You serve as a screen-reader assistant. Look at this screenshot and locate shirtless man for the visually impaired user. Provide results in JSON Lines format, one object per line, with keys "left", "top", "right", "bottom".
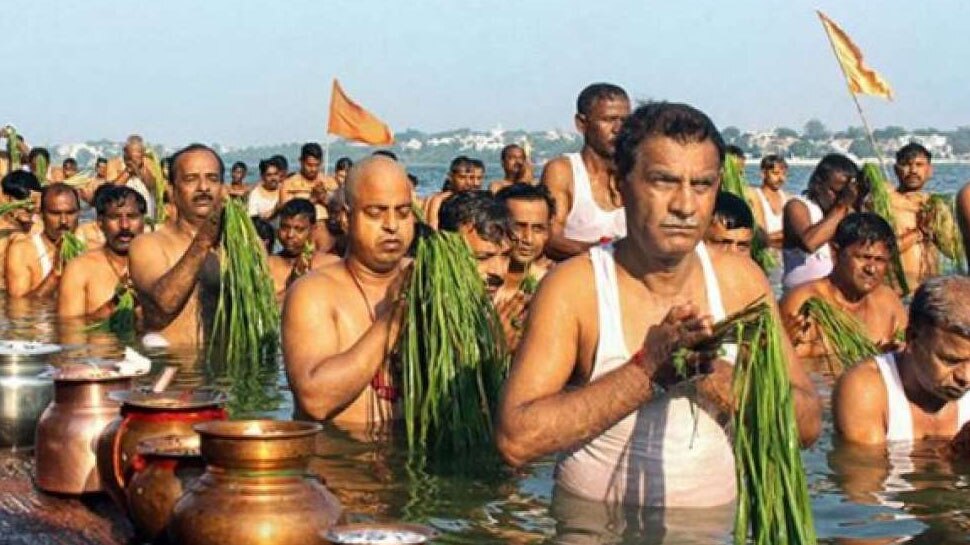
{"left": 227, "top": 161, "right": 250, "bottom": 199}
{"left": 0, "top": 126, "right": 29, "bottom": 177}
{"left": 279, "top": 143, "right": 326, "bottom": 205}
{"left": 541, "top": 83, "right": 629, "bottom": 260}
{"left": 780, "top": 213, "right": 907, "bottom": 371}
{"left": 247, "top": 157, "right": 283, "bottom": 220}
{"left": 495, "top": 183, "right": 554, "bottom": 291}
{"left": 750, "top": 154, "right": 789, "bottom": 249}
{"left": 80, "top": 157, "right": 109, "bottom": 204}
{"left": 128, "top": 144, "right": 224, "bottom": 347}
{"left": 782, "top": 153, "right": 863, "bottom": 290}
{"left": 497, "top": 102, "right": 820, "bottom": 510}
{"left": 282, "top": 156, "right": 413, "bottom": 425}
{"left": 888, "top": 143, "right": 942, "bottom": 289}
{"left": 267, "top": 198, "right": 335, "bottom": 298}
{"left": 5, "top": 183, "right": 81, "bottom": 298}
{"left": 488, "top": 144, "right": 532, "bottom": 194}
{"left": 705, "top": 192, "right": 754, "bottom": 256}
{"left": 115, "top": 135, "right": 159, "bottom": 220}
{"left": 58, "top": 186, "right": 146, "bottom": 318}
{"left": 423, "top": 156, "right": 475, "bottom": 229}
{"left": 0, "top": 171, "right": 40, "bottom": 290}
{"left": 834, "top": 276, "right": 970, "bottom": 455}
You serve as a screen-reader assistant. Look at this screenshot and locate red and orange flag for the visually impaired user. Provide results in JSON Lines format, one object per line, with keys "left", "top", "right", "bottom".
{"left": 817, "top": 11, "right": 893, "bottom": 100}
{"left": 327, "top": 79, "right": 394, "bottom": 145}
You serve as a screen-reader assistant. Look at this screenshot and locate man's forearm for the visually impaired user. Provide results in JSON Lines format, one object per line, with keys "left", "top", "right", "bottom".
{"left": 800, "top": 205, "right": 849, "bottom": 252}
{"left": 28, "top": 271, "right": 60, "bottom": 298}
{"left": 140, "top": 237, "right": 210, "bottom": 325}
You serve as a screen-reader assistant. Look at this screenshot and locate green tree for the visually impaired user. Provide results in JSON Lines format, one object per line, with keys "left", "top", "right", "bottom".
{"left": 722, "top": 126, "right": 741, "bottom": 143}
{"left": 803, "top": 119, "right": 830, "bottom": 141}
{"left": 775, "top": 127, "right": 799, "bottom": 139}
{"left": 789, "top": 140, "right": 813, "bottom": 158}
{"left": 848, "top": 139, "right": 874, "bottom": 158}
{"left": 873, "top": 126, "right": 907, "bottom": 140}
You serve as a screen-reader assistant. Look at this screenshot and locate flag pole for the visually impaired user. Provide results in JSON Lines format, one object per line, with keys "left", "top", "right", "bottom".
{"left": 323, "top": 135, "right": 331, "bottom": 176}
{"left": 817, "top": 12, "right": 890, "bottom": 176}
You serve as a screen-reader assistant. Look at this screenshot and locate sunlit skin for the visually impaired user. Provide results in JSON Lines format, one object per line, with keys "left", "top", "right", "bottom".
{"left": 279, "top": 156, "right": 324, "bottom": 205}
{"left": 301, "top": 156, "right": 321, "bottom": 181}
{"left": 470, "top": 165, "right": 485, "bottom": 189}
{"left": 58, "top": 197, "right": 146, "bottom": 318}
{"left": 283, "top": 157, "right": 415, "bottom": 426}
{"left": 542, "top": 96, "right": 630, "bottom": 259}
{"left": 62, "top": 162, "right": 78, "bottom": 180}
{"left": 459, "top": 224, "right": 509, "bottom": 297}
{"left": 705, "top": 222, "right": 752, "bottom": 255}
{"left": 781, "top": 240, "right": 907, "bottom": 370}
{"left": 95, "top": 161, "right": 108, "bottom": 180}
{"left": 890, "top": 153, "right": 937, "bottom": 289}
{"left": 4, "top": 190, "right": 80, "bottom": 297}
{"left": 267, "top": 213, "right": 333, "bottom": 297}
{"left": 753, "top": 164, "right": 788, "bottom": 248}
{"left": 129, "top": 148, "right": 224, "bottom": 346}
{"left": 423, "top": 166, "right": 478, "bottom": 229}
{"left": 506, "top": 199, "right": 552, "bottom": 270}
{"left": 783, "top": 170, "right": 858, "bottom": 257}
{"left": 503, "top": 147, "right": 526, "bottom": 183}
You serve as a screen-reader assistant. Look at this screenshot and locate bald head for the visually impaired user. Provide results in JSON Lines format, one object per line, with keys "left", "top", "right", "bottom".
{"left": 40, "top": 182, "right": 80, "bottom": 211}
{"left": 910, "top": 276, "right": 970, "bottom": 338}
{"left": 344, "top": 156, "right": 409, "bottom": 208}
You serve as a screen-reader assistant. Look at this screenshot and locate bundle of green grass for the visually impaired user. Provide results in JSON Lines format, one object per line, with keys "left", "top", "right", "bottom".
{"left": 396, "top": 230, "right": 509, "bottom": 459}
{"left": 87, "top": 285, "right": 137, "bottom": 339}
{"left": 207, "top": 198, "right": 281, "bottom": 414}
{"left": 924, "top": 193, "right": 965, "bottom": 274}
{"left": 57, "top": 232, "right": 86, "bottom": 274}
{"left": 862, "top": 163, "right": 910, "bottom": 294}
{"left": 144, "top": 147, "right": 168, "bottom": 226}
{"left": 800, "top": 297, "right": 878, "bottom": 373}
{"left": 720, "top": 155, "right": 777, "bottom": 271}
{"left": 5, "top": 127, "right": 20, "bottom": 169}
{"left": 0, "top": 199, "right": 32, "bottom": 218}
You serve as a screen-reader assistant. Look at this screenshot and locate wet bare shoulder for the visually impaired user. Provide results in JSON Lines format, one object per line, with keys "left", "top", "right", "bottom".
{"left": 539, "top": 156, "right": 572, "bottom": 189}
{"left": 709, "top": 250, "right": 772, "bottom": 309}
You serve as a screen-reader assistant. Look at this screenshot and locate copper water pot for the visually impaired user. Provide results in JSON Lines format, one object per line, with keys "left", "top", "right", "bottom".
{"left": 169, "top": 420, "right": 343, "bottom": 545}
{"left": 96, "top": 389, "right": 226, "bottom": 510}
{"left": 34, "top": 371, "right": 133, "bottom": 494}
{"left": 127, "top": 435, "right": 205, "bottom": 544}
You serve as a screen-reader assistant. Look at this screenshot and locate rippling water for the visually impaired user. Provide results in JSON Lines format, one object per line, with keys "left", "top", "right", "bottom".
{"left": 5, "top": 161, "right": 970, "bottom": 544}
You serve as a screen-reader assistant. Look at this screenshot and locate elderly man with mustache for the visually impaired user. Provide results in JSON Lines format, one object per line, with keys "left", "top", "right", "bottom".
{"left": 128, "top": 144, "right": 225, "bottom": 348}
{"left": 58, "top": 186, "right": 147, "bottom": 319}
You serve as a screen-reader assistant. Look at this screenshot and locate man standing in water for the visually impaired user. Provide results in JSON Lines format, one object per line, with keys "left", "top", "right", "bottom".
{"left": 282, "top": 156, "right": 414, "bottom": 425}
{"left": 227, "top": 161, "right": 250, "bottom": 199}
{"left": 115, "top": 135, "right": 159, "bottom": 220}
{"left": 889, "top": 143, "right": 943, "bottom": 289}
{"left": 541, "top": 83, "right": 629, "bottom": 260}
{"left": 423, "top": 156, "right": 476, "bottom": 229}
{"left": 834, "top": 276, "right": 970, "bottom": 453}
{"left": 279, "top": 143, "right": 326, "bottom": 205}
{"left": 128, "top": 144, "right": 224, "bottom": 347}
{"left": 495, "top": 183, "right": 554, "bottom": 291}
{"left": 782, "top": 153, "right": 862, "bottom": 290}
{"left": 489, "top": 144, "right": 532, "bottom": 194}
{"left": 247, "top": 157, "right": 283, "bottom": 220}
{"left": 58, "top": 186, "right": 146, "bottom": 318}
{"left": 5, "top": 183, "right": 81, "bottom": 298}
{"left": 267, "top": 198, "right": 334, "bottom": 298}
{"left": 750, "top": 154, "right": 789, "bottom": 249}
{"left": 780, "top": 213, "right": 907, "bottom": 371}
{"left": 497, "top": 102, "right": 820, "bottom": 510}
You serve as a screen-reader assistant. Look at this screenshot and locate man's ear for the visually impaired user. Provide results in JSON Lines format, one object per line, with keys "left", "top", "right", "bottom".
{"left": 574, "top": 113, "right": 588, "bottom": 135}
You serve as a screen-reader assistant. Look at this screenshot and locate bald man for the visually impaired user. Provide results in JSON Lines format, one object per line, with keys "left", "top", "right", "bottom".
{"left": 283, "top": 156, "right": 415, "bottom": 426}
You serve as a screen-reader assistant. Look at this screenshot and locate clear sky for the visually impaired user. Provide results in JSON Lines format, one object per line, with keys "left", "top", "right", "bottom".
{"left": 3, "top": 0, "right": 967, "bottom": 147}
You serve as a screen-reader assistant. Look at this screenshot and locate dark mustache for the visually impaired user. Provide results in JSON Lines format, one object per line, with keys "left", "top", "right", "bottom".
{"left": 486, "top": 274, "right": 504, "bottom": 288}
{"left": 192, "top": 193, "right": 214, "bottom": 202}
{"left": 660, "top": 218, "right": 700, "bottom": 228}
{"left": 115, "top": 231, "right": 136, "bottom": 239}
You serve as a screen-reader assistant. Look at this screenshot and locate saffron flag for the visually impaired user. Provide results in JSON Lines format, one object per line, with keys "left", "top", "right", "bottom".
{"left": 327, "top": 79, "right": 394, "bottom": 145}
{"left": 817, "top": 11, "right": 893, "bottom": 100}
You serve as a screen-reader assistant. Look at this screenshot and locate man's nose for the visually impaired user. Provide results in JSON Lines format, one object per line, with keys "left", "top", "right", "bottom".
{"left": 669, "top": 182, "right": 696, "bottom": 217}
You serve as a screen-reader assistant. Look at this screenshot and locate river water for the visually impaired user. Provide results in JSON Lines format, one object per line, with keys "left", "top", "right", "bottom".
{"left": 5, "top": 162, "right": 970, "bottom": 544}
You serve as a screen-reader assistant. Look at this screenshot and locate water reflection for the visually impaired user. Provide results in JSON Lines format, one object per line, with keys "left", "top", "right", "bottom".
{"left": 5, "top": 291, "right": 970, "bottom": 544}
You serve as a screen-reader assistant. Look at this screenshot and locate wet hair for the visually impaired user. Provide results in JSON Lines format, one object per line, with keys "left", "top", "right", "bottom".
{"left": 278, "top": 198, "right": 316, "bottom": 224}
{"left": 712, "top": 192, "right": 754, "bottom": 230}
{"left": 725, "top": 145, "right": 745, "bottom": 160}
{"left": 231, "top": 161, "right": 247, "bottom": 172}
{"left": 95, "top": 157, "right": 108, "bottom": 166}
{"left": 495, "top": 183, "right": 556, "bottom": 218}
{"left": 40, "top": 183, "right": 80, "bottom": 212}
{"left": 270, "top": 154, "right": 288, "bottom": 172}
{"left": 438, "top": 190, "right": 510, "bottom": 244}
{"left": 1, "top": 170, "right": 41, "bottom": 200}
{"left": 614, "top": 102, "right": 726, "bottom": 184}
{"left": 831, "top": 212, "right": 896, "bottom": 253}
{"left": 372, "top": 149, "right": 398, "bottom": 161}
{"left": 334, "top": 157, "right": 353, "bottom": 172}
{"left": 469, "top": 158, "right": 485, "bottom": 171}
{"left": 28, "top": 147, "right": 50, "bottom": 164}
{"left": 760, "top": 154, "right": 788, "bottom": 171}
{"left": 168, "top": 143, "right": 225, "bottom": 184}
{"left": 908, "top": 276, "right": 970, "bottom": 338}
{"left": 804, "top": 153, "right": 859, "bottom": 202}
{"left": 406, "top": 173, "right": 419, "bottom": 188}
{"left": 576, "top": 83, "right": 629, "bottom": 116}
{"left": 94, "top": 185, "right": 147, "bottom": 216}
{"left": 500, "top": 144, "right": 523, "bottom": 162}
{"left": 251, "top": 216, "right": 275, "bottom": 251}
{"left": 300, "top": 143, "right": 323, "bottom": 161}
{"left": 62, "top": 158, "right": 78, "bottom": 169}
{"left": 895, "top": 142, "right": 932, "bottom": 164}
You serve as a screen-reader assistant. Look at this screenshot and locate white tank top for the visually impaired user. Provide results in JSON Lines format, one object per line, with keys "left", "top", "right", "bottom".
{"left": 782, "top": 196, "right": 833, "bottom": 290}
{"left": 554, "top": 243, "right": 736, "bottom": 507}
{"left": 247, "top": 185, "right": 279, "bottom": 218}
{"left": 31, "top": 233, "right": 52, "bottom": 278}
{"left": 874, "top": 352, "right": 970, "bottom": 444}
{"left": 562, "top": 153, "right": 626, "bottom": 243}
{"left": 754, "top": 187, "right": 787, "bottom": 235}
{"left": 126, "top": 176, "right": 156, "bottom": 220}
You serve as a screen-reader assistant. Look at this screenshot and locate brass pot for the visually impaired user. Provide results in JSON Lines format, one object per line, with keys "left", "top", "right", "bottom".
{"left": 127, "top": 435, "right": 205, "bottom": 544}
{"left": 34, "top": 369, "right": 133, "bottom": 494}
{"left": 0, "top": 361, "right": 53, "bottom": 450}
{"left": 96, "top": 389, "right": 226, "bottom": 510}
{"left": 169, "top": 420, "right": 343, "bottom": 545}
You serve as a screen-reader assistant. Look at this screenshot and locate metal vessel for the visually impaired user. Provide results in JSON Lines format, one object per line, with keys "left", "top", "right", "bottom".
{"left": 127, "top": 434, "right": 205, "bottom": 544}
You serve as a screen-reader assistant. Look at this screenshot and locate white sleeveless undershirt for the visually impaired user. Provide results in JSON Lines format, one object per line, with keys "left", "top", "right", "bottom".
{"left": 874, "top": 352, "right": 970, "bottom": 443}
{"left": 31, "top": 233, "right": 52, "bottom": 278}
{"left": 554, "top": 243, "right": 736, "bottom": 507}
{"left": 562, "top": 153, "right": 626, "bottom": 244}
{"left": 782, "top": 196, "right": 833, "bottom": 290}
{"left": 754, "top": 187, "right": 788, "bottom": 235}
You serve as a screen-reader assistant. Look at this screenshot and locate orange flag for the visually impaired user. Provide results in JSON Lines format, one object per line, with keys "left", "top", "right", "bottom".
{"left": 817, "top": 11, "right": 893, "bottom": 100}
{"left": 327, "top": 79, "right": 394, "bottom": 145}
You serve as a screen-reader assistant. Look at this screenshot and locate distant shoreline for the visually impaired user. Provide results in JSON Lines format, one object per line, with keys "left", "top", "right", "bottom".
{"left": 782, "top": 157, "right": 970, "bottom": 166}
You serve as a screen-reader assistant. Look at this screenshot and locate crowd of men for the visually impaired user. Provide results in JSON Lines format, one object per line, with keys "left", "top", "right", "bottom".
{"left": 3, "top": 81, "right": 970, "bottom": 517}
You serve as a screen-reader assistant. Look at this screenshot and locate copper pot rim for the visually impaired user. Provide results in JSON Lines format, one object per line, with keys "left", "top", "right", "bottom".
{"left": 325, "top": 522, "right": 439, "bottom": 543}
{"left": 51, "top": 373, "right": 136, "bottom": 384}
{"left": 136, "top": 434, "right": 202, "bottom": 458}
{"left": 109, "top": 388, "right": 227, "bottom": 410}
{"left": 193, "top": 419, "right": 322, "bottom": 439}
